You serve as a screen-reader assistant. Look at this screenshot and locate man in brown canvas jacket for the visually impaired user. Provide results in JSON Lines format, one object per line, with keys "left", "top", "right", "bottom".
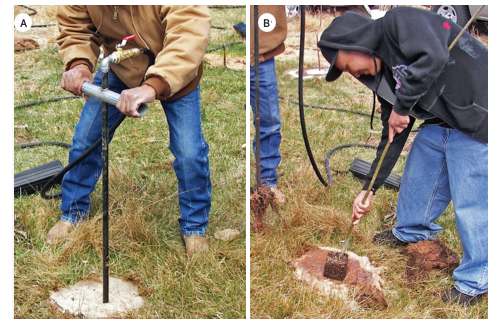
{"left": 48, "top": 5, "right": 212, "bottom": 258}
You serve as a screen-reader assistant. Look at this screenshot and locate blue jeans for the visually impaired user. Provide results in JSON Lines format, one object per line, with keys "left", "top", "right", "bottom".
{"left": 250, "top": 58, "right": 282, "bottom": 188}
{"left": 60, "top": 69, "right": 211, "bottom": 237}
{"left": 393, "top": 125, "right": 488, "bottom": 296}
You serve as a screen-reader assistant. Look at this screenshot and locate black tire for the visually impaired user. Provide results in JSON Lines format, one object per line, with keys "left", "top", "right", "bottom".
{"left": 431, "top": 5, "right": 471, "bottom": 27}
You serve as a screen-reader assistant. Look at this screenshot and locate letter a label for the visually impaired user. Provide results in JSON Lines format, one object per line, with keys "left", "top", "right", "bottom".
{"left": 15, "top": 13, "right": 32, "bottom": 32}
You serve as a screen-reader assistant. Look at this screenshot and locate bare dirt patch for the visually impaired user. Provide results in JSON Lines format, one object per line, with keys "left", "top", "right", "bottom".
{"left": 204, "top": 53, "right": 246, "bottom": 70}
{"left": 291, "top": 245, "right": 388, "bottom": 310}
{"left": 14, "top": 38, "right": 40, "bottom": 52}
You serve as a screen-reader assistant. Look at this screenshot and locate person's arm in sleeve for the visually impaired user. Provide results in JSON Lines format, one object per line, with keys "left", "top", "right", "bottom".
{"left": 56, "top": 5, "right": 102, "bottom": 74}
{"left": 351, "top": 96, "right": 414, "bottom": 223}
{"left": 382, "top": 10, "right": 449, "bottom": 139}
{"left": 56, "top": 6, "right": 103, "bottom": 97}
{"left": 142, "top": 5, "right": 211, "bottom": 100}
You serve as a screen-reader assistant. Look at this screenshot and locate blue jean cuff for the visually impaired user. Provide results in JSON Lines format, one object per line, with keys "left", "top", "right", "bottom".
{"left": 182, "top": 231, "right": 206, "bottom": 237}
{"left": 61, "top": 212, "right": 88, "bottom": 225}
{"left": 454, "top": 284, "right": 487, "bottom": 297}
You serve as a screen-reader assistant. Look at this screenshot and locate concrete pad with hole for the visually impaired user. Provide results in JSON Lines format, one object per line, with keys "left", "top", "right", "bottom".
{"left": 50, "top": 277, "right": 144, "bottom": 318}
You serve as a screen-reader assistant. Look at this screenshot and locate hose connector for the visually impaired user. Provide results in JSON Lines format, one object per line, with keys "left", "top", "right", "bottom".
{"left": 101, "top": 35, "right": 144, "bottom": 73}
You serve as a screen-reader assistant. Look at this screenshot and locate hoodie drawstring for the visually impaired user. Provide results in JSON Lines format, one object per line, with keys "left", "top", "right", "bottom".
{"left": 370, "top": 54, "right": 382, "bottom": 130}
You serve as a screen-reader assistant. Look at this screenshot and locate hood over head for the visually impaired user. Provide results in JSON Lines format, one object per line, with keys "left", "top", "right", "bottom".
{"left": 318, "top": 11, "right": 383, "bottom": 82}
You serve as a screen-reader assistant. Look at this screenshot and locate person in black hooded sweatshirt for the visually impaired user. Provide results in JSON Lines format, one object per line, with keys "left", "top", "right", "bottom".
{"left": 318, "top": 7, "right": 487, "bottom": 306}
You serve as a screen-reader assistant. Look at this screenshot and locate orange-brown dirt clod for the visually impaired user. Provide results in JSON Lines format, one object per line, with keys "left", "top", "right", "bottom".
{"left": 402, "top": 240, "right": 460, "bottom": 281}
{"left": 14, "top": 38, "right": 40, "bottom": 52}
{"left": 250, "top": 185, "right": 288, "bottom": 233}
{"left": 291, "top": 247, "right": 388, "bottom": 310}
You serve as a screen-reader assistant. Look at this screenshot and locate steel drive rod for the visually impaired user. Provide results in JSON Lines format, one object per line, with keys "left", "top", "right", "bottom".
{"left": 254, "top": 5, "right": 261, "bottom": 187}
{"left": 102, "top": 71, "right": 109, "bottom": 304}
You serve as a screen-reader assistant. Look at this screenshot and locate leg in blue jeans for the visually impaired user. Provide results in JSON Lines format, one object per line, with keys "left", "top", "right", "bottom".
{"left": 394, "top": 125, "right": 488, "bottom": 295}
{"left": 161, "top": 85, "right": 211, "bottom": 236}
{"left": 60, "top": 71, "right": 210, "bottom": 237}
{"left": 250, "top": 58, "right": 282, "bottom": 188}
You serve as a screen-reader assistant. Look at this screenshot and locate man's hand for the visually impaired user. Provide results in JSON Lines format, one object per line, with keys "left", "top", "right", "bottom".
{"left": 61, "top": 64, "right": 93, "bottom": 100}
{"left": 116, "top": 84, "right": 156, "bottom": 118}
{"left": 388, "top": 110, "right": 410, "bottom": 142}
{"left": 351, "top": 190, "right": 374, "bottom": 225}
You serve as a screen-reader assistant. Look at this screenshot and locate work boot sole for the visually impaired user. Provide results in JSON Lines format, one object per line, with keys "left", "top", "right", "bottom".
{"left": 373, "top": 229, "right": 408, "bottom": 247}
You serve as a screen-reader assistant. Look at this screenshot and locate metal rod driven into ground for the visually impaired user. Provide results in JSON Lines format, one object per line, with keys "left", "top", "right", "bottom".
{"left": 102, "top": 72, "right": 110, "bottom": 304}
{"left": 75, "top": 35, "right": 153, "bottom": 304}
{"left": 254, "top": 5, "right": 261, "bottom": 187}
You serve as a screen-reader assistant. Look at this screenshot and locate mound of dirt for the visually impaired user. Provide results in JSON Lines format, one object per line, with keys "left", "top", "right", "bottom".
{"left": 250, "top": 185, "right": 287, "bottom": 233}
{"left": 402, "top": 240, "right": 460, "bottom": 281}
{"left": 291, "top": 246, "right": 388, "bottom": 310}
{"left": 14, "top": 38, "right": 40, "bottom": 52}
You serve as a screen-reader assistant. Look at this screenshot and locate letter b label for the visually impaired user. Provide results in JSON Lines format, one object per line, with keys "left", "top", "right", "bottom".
{"left": 258, "top": 13, "right": 276, "bottom": 32}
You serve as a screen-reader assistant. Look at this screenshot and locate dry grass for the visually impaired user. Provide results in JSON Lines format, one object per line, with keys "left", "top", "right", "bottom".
{"left": 14, "top": 5, "right": 246, "bottom": 319}
{"left": 249, "top": 6, "right": 488, "bottom": 319}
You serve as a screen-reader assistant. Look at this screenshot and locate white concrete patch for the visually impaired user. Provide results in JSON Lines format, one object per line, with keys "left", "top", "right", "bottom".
{"left": 50, "top": 277, "right": 145, "bottom": 318}
{"left": 287, "top": 68, "right": 328, "bottom": 79}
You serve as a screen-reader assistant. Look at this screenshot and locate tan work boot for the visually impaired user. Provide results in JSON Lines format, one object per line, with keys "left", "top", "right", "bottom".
{"left": 183, "top": 235, "right": 208, "bottom": 258}
{"left": 46, "top": 220, "right": 74, "bottom": 244}
{"left": 270, "top": 187, "right": 286, "bottom": 204}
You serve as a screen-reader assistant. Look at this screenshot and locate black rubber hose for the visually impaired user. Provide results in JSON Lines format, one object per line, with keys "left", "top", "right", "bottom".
{"left": 206, "top": 41, "right": 243, "bottom": 53}
{"left": 18, "top": 5, "right": 36, "bottom": 15}
{"left": 39, "top": 48, "right": 155, "bottom": 199}
{"left": 279, "top": 95, "right": 380, "bottom": 119}
{"left": 325, "top": 143, "right": 377, "bottom": 186}
{"left": 14, "top": 96, "right": 81, "bottom": 110}
{"left": 15, "top": 141, "right": 71, "bottom": 150}
{"left": 208, "top": 6, "right": 245, "bottom": 9}
{"left": 298, "top": 6, "right": 329, "bottom": 187}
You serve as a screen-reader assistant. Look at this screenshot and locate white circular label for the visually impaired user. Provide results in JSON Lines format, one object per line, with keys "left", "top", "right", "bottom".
{"left": 15, "top": 13, "right": 32, "bottom": 32}
{"left": 258, "top": 13, "right": 276, "bottom": 32}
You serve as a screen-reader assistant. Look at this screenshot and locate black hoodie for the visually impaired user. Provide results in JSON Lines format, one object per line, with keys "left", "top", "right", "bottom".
{"left": 318, "top": 7, "right": 488, "bottom": 192}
